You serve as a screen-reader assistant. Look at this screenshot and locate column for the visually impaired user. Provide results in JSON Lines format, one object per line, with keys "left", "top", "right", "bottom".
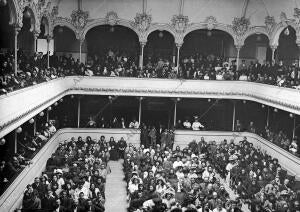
{"left": 77, "top": 96, "right": 81, "bottom": 128}
{"left": 14, "top": 26, "right": 21, "bottom": 74}
{"left": 33, "top": 31, "right": 39, "bottom": 54}
{"left": 14, "top": 131, "right": 18, "bottom": 154}
{"left": 297, "top": 44, "right": 300, "bottom": 67}
{"left": 232, "top": 101, "right": 236, "bottom": 131}
{"left": 266, "top": 106, "right": 270, "bottom": 127}
{"left": 46, "top": 110, "right": 49, "bottom": 122}
{"left": 79, "top": 38, "right": 84, "bottom": 64}
{"left": 176, "top": 43, "right": 182, "bottom": 68}
{"left": 173, "top": 98, "right": 180, "bottom": 127}
{"left": 235, "top": 45, "right": 242, "bottom": 71}
{"left": 139, "top": 42, "right": 146, "bottom": 69}
{"left": 270, "top": 45, "right": 277, "bottom": 64}
{"left": 33, "top": 117, "right": 36, "bottom": 135}
{"left": 292, "top": 115, "right": 296, "bottom": 139}
{"left": 138, "top": 97, "right": 143, "bottom": 125}
{"left": 46, "top": 35, "right": 51, "bottom": 68}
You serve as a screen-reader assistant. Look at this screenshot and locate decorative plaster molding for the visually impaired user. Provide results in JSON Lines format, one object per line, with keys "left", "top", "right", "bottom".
{"left": 70, "top": 9, "right": 89, "bottom": 30}
{"left": 0, "top": 89, "right": 70, "bottom": 132}
{"left": 265, "top": 15, "right": 276, "bottom": 34}
{"left": 71, "top": 87, "right": 300, "bottom": 111}
{"left": 232, "top": 17, "right": 251, "bottom": 37}
{"left": 205, "top": 16, "right": 217, "bottom": 30}
{"left": 105, "top": 11, "right": 119, "bottom": 26}
{"left": 171, "top": 14, "right": 189, "bottom": 33}
{"left": 133, "top": 12, "right": 152, "bottom": 32}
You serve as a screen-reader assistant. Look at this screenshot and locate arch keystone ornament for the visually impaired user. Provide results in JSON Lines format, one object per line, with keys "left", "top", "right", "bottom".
{"left": 232, "top": 17, "right": 250, "bottom": 36}
{"left": 205, "top": 16, "right": 217, "bottom": 30}
{"left": 171, "top": 14, "right": 189, "bottom": 33}
{"left": 71, "top": 9, "right": 89, "bottom": 29}
{"left": 265, "top": 15, "right": 276, "bottom": 33}
{"left": 280, "top": 12, "right": 288, "bottom": 27}
{"left": 294, "top": 8, "right": 300, "bottom": 25}
{"left": 105, "top": 11, "right": 119, "bottom": 26}
{"left": 133, "top": 12, "right": 152, "bottom": 32}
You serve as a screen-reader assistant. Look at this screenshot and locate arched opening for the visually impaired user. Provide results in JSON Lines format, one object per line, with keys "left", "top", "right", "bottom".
{"left": 278, "top": 26, "right": 298, "bottom": 65}
{"left": 241, "top": 33, "right": 271, "bottom": 64}
{"left": 18, "top": 6, "right": 35, "bottom": 54}
{"left": 144, "top": 30, "right": 175, "bottom": 64}
{"left": 53, "top": 26, "right": 81, "bottom": 62}
{"left": 181, "top": 29, "right": 234, "bottom": 60}
{"left": 0, "top": 3, "right": 14, "bottom": 49}
{"left": 85, "top": 25, "right": 140, "bottom": 64}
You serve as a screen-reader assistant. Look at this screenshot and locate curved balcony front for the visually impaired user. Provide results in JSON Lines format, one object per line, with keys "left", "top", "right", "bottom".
{"left": 1, "top": 77, "right": 300, "bottom": 138}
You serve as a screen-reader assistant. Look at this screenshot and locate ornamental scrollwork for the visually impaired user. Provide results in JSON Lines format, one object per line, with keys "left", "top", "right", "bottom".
{"left": 205, "top": 16, "right": 217, "bottom": 30}
{"left": 171, "top": 14, "right": 189, "bottom": 33}
{"left": 294, "top": 8, "right": 300, "bottom": 25}
{"left": 265, "top": 15, "right": 275, "bottom": 33}
{"left": 71, "top": 9, "right": 89, "bottom": 29}
{"left": 232, "top": 17, "right": 250, "bottom": 36}
{"left": 105, "top": 11, "right": 119, "bottom": 26}
{"left": 133, "top": 12, "right": 152, "bottom": 32}
{"left": 280, "top": 12, "right": 288, "bottom": 27}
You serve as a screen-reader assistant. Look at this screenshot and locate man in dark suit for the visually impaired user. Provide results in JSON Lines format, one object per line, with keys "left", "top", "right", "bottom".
{"left": 54, "top": 199, "right": 66, "bottom": 212}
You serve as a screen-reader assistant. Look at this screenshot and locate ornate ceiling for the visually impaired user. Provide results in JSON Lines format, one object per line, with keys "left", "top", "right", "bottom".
{"left": 8, "top": 0, "right": 300, "bottom": 47}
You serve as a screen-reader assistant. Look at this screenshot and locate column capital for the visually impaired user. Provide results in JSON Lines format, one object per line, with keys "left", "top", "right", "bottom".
{"left": 14, "top": 26, "right": 21, "bottom": 36}
{"left": 270, "top": 45, "right": 278, "bottom": 50}
{"left": 235, "top": 45, "right": 243, "bottom": 51}
{"left": 46, "top": 35, "right": 52, "bottom": 42}
{"left": 140, "top": 41, "right": 146, "bottom": 47}
{"left": 176, "top": 43, "right": 183, "bottom": 48}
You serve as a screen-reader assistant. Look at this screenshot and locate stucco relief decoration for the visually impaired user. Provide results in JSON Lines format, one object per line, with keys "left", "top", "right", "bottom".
{"left": 71, "top": 9, "right": 89, "bottom": 29}
{"left": 232, "top": 17, "right": 250, "bottom": 36}
{"left": 265, "top": 15, "right": 275, "bottom": 32}
{"left": 105, "top": 11, "right": 119, "bottom": 26}
{"left": 16, "top": 0, "right": 27, "bottom": 28}
{"left": 280, "top": 12, "right": 288, "bottom": 27}
{"left": 134, "top": 13, "right": 152, "bottom": 32}
{"left": 171, "top": 14, "right": 189, "bottom": 33}
{"left": 205, "top": 16, "right": 217, "bottom": 30}
{"left": 294, "top": 8, "right": 300, "bottom": 25}
{"left": 51, "top": 6, "right": 58, "bottom": 18}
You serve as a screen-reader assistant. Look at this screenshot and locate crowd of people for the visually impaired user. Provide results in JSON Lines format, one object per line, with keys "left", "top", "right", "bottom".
{"left": 124, "top": 135, "right": 300, "bottom": 212}
{"left": 1, "top": 49, "right": 300, "bottom": 95}
{"left": 86, "top": 116, "right": 140, "bottom": 129}
{"left": 124, "top": 139, "right": 234, "bottom": 212}
{"left": 0, "top": 121, "right": 57, "bottom": 195}
{"left": 21, "top": 134, "right": 128, "bottom": 211}
{"left": 232, "top": 119, "right": 299, "bottom": 157}
{"left": 211, "top": 137, "right": 300, "bottom": 212}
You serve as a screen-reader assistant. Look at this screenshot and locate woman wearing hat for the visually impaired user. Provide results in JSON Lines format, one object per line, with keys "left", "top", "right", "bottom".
{"left": 156, "top": 177, "right": 167, "bottom": 195}
{"left": 162, "top": 188, "right": 176, "bottom": 209}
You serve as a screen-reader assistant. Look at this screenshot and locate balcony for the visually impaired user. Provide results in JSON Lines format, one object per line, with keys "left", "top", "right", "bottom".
{"left": 1, "top": 77, "right": 300, "bottom": 138}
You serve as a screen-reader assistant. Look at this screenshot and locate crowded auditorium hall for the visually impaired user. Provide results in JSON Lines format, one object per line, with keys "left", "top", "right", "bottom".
{"left": 1, "top": 0, "right": 300, "bottom": 212}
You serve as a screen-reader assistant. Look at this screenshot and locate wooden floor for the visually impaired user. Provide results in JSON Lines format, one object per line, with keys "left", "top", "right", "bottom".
{"left": 105, "top": 160, "right": 128, "bottom": 212}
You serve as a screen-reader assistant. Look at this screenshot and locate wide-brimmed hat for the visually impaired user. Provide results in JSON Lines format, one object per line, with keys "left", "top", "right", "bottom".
{"left": 229, "top": 155, "right": 238, "bottom": 161}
